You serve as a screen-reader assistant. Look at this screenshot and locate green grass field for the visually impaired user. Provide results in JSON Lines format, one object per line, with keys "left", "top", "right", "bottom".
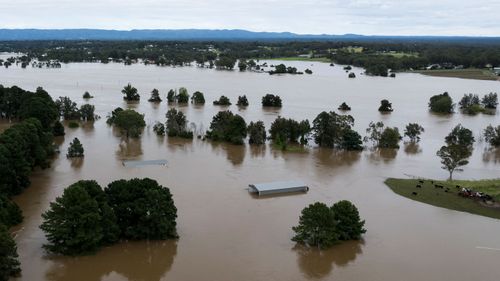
{"left": 385, "top": 178, "right": 500, "bottom": 220}
{"left": 415, "top": 69, "right": 499, "bottom": 81}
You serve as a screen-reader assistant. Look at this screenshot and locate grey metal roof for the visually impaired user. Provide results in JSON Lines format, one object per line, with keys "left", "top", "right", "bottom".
{"left": 123, "top": 159, "right": 168, "bottom": 167}
{"left": 249, "top": 180, "right": 308, "bottom": 194}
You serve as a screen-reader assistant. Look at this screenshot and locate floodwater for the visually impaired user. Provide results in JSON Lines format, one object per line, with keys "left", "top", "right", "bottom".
{"left": 1, "top": 60, "right": 500, "bottom": 281}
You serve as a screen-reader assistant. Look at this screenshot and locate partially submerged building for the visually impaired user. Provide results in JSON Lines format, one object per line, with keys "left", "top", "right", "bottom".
{"left": 248, "top": 180, "right": 309, "bottom": 196}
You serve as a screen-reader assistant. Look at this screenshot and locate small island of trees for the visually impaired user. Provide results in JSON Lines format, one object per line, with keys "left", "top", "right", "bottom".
{"left": 262, "top": 94, "right": 282, "bottom": 107}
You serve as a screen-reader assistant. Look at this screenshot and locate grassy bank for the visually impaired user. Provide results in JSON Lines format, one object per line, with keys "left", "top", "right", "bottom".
{"left": 415, "top": 69, "right": 499, "bottom": 81}
{"left": 385, "top": 178, "right": 500, "bottom": 220}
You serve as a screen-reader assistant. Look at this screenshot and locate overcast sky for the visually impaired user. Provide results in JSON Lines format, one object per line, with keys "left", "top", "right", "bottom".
{"left": 1, "top": 0, "right": 499, "bottom": 36}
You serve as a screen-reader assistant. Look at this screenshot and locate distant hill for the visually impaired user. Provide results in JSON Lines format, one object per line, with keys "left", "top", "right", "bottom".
{"left": 0, "top": 29, "right": 499, "bottom": 43}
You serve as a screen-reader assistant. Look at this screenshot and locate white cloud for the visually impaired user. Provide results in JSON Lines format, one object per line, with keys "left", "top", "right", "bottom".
{"left": 0, "top": 0, "right": 498, "bottom": 35}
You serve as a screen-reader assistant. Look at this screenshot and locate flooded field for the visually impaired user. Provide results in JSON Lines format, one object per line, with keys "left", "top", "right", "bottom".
{"left": 2, "top": 60, "right": 500, "bottom": 281}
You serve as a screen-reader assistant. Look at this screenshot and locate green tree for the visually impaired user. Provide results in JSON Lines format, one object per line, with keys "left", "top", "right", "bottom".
{"left": 40, "top": 182, "right": 113, "bottom": 255}
{"left": 176, "top": 87, "right": 189, "bottom": 103}
{"left": 67, "top": 137, "right": 84, "bottom": 158}
{"left": 484, "top": 124, "right": 500, "bottom": 146}
{"left": 482, "top": 92, "right": 498, "bottom": 109}
{"left": 0, "top": 195, "right": 23, "bottom": 227}
{"left": 153, "top": 122, "right": 165, "bottom": 136}
{"left": 292, "top": 202, "right": 339, "bottom": 249}
{"left": 338, "top": 102, "right": 351, "bottom": 111}
{"left": 238, "top": 60, "right": 247, "bottom": 71}
{"left": 0, "top": 225, "right": 21, "bottom": 280}
{"left": 166, "top": 108, "right": 192, "bottom": 138}
{"left": 312, "top": 111, "right": 354, "bottom": 148}
{"left": 166, "top": 89, "right": 175, "bottom": 103}
{"left": 106, "top": 107, "right": 123, "bottom": 125}
{"left": 269, "top": 116, "right": 310, "bottom": 147}
{"left": 247, "top": 121, "right": 266, "bottom": 145}
{"left": 113, "top": 109, "right": 146, "bottom": 138}
{"left": 82, "top": 91, "right": 93, "bottom": 99}
{"left": 331, "top": 200, "right": 366, "bottom": 240}
{"left": 379, "top": 127, "right": 401, "bottom": 148}
{"left": 191, "top": 91, "right": 205, "bottom": 104}
{"left": 428, "top": 92, "right": 454, "bottom": 113}
{"left": 237, "top": 95, "right": 249, "bottom": 107}
{"left": 148, "top": 89, "right": 162, "bottom": 102}
{"left": 206, "top": 111, "right": 247, "bottom": 145}
{"left": 105, "top": 178, "right": 178, "bottom": 240}
{"left": 121, "top": 83, "right": 140, "bottom": 101}
{"left": 18, "top": 95, "right": 59, "bottom": 128}
{"left": 437, "top": 144, "right": 472, "bottom": 180}
{"left": 213, "top": 95, "right": 231, "bottom": 106}
{"left": 52, "top": 120, "right": 65, "bottom": 136}
{"left": 445, "top": 124, "right": 475, "bottom": 148}
{"left": 404, "top": 123, "right": 425, "bottom": 142}
{"left": 55, "top": 96, "right": 81, "bottom": 120}
{"left": 79, "top": 104, "right": 95, "bottom": 121}
{"left": 262, "top": 94, "right": 282, "bottom": 107}
{"left": 341, "top": 129, "right": 363, "bottom": 151}
{"left": 378, "top": 99, "right": 393, "bottom": 112}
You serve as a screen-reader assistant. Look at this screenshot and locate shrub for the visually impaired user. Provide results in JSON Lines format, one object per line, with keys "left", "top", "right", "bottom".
{"left": 82, "top": 91, "right": 93, "bottom": 99}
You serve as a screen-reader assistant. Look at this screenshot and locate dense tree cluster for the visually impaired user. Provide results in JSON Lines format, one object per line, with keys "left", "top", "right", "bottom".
{"left": 247, "top": 121, "right": 266, "bottom": 145}
{"left": 269, "top": 116, "right": 310, "bottom": 148}
{"left": 109, "top": 109, "right": 146, "bottom": 138}
{"left": 191, "top": 91, "right": 205, "bottom": 104}
{"left": 364, "top": 121, "right": 401, "bottom": 148}
{"left": 40, "top": 178, "right": 177, "bottom": 255}
{"left": 429, "top": 92, "right": 454, "bottom": 113}
{"left": 237, "top": 95, "right": 249, "bottom": 107}
{"left": 206, "top": 111, "right": 247, "bottom": 145}
{"left": 459, "top": 93, "right": 498, "bottom": 114}
{"left": 312, "top": 111, "right": 362, "bottom": 150}
{"left": 213, "top": 95, "right": 231, "bottom": 106}
{"left": 292, "top": 200, "right": 366, "bottom": 249}
{"left": 262, "top": 94, "right": 282, "bottom": 107}
{"left": 269, "top": 64, "right": 302, "bottom": 75}
{"left": 165, "top": 108, "right": 193, "bottom": 138}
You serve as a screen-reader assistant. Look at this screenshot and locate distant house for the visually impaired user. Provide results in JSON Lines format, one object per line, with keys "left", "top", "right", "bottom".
{"left": 494, "top": 67, "right": 500, "bottom": 75}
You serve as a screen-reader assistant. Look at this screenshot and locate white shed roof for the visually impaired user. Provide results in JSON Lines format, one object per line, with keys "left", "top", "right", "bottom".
{"left": 249, "top": 180, "right": 309, "bottom": 195}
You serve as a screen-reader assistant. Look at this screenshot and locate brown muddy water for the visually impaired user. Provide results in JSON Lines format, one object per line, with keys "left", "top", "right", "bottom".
{"left": 1, "top": 60, "right": 500, "bottom": 281}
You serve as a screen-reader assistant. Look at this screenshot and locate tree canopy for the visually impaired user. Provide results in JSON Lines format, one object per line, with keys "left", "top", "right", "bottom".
{"left": 269, "top": 116, "right": 310, "bottom": 147}
{"left": 247, "top": 121, "right": 266, "bottom": 145}
{"left": 404, "top": 123, "right": 425, "bottom": 142}
{"left": 67, "top": 137, "right": 84, "bottom": 158}
{"left": 206, "top": 111, "right": 247, "bottom": 145}
{"left": 166, "top": 108, "right": 193, "bottom": 139}
{"left": 112, "top": 109, "right": 146, "bottom": 138}
{"left": 429, "top": 92, "right": 454, "bottom": 113}
{"left": 121, "top": 83, "right": 140, "bottom": 101}
{"left": 262, "top": 94, "right": 282, "bottom": 107}
{"left": 312, "top": 111, "right": 358, "bottom": 149}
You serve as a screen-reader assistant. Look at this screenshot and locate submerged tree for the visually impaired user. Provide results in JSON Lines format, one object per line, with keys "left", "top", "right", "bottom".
{"left": 262, "top": 94, "right": 282, "bottom": 107}
{"left": 148, "top": 89, "right": 162, "bottom": 102}
{"left": 482, "top": 92, "right": 498, "bottom": 109}
{"left": 80, "top": 104, "right": 95, "bottom": 121}
{"left": 237, "top": 95, "right": 249, "bottom": 107}
{"left": 55, "top": 96, "right": 81, "bottom": 120}
{"left": 105, "top": 178, "right": 178, "bottom": 240}
{"left": 191, "top": 91, "right": 205, "bottom": 104}
{"left": 67, "top": 137, "right": 84, "bottom": 158}
{"left": 166, "top": 89, "right": 176, "bottom": 103}
{"left": 166, "top": 108, "right": 192, "bottom": 138}
{"left": 213, "top": 95, "right": 231, "bottom": 106}
{"left": 428, "top": 92, "right": 454, "bottom": 113}
{"left": 40, "top": 181, "right": 119, "bottom": 255}
{"left": 206, "top": 110, "right": 247, "bottom": 145}
{"left": 121, "top": 83, "right": 140, "bottom": 101}
{"left": 247, "top": 121, "right": 266, "bottom": 145}
{"left": 484, "top": 124, "right": 500, "bottom": 147}
{"left": 269, "top": 116, "right": 310, "bottom": 148}
{"left": 365, "top": 121, "right": 400, "bottom": 148}
{"left": 331, "top": 200, "right": 366, "bottom": 241}
{"left": 153, "top": 122, "right": 165, "bottom": 136}
{"left": 378, "top": 99, "right": 393, "bottom": 112}
{"left": 83, "top": 91, "right": 93, "bottom": 99}
{"left": 106, "top": 107, "right": 124, "bottom": 125}
{"left": 312, "top": 111, "right": 355, "bottom": 149}
{"left": 113, "top": 109, "right": 146, "bottom": 138}
{"left": 338, "top": 102, "right": 351, "bottom": 111}
{"left": 404, "top": 123, "right": 425, "bottom": 142}
{"left": 176, "top": 87, "right": 189, "bottom": 103}
{"left": 52, "top": 120, "right": 65, "bottom": 136}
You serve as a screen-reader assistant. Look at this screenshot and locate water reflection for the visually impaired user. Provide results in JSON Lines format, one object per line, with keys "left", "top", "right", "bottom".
{"left": 367, "top": 148, "right": 398, "bottom": 163}
{"left": 80, "top": 121, "right": 95, "bottom": 137}
{"left": 116, "top": 139, "right": 143, "bottom": 159}
{"left": 249, "top": 144, "right": 266, "bottom": 158}
{"left": 45, "top": 240, "right": 177, "bottom": 281}
{"left": 294, "top": 240, "right": 364, "bottom": 279}
{"left": 210, "top": 142, "right": 246, "bottom": 166}
{"left": 404, "top": 143, "right": 422, "bottom": 155}
{"left": 69, "top": 157, "right": 84, "bottom": 169}
{"left": 313, "top": 148, "right": 361, "bottom": 168}
{"left": 166, "top": 137, "right": 193, "bottom": 153}
{"left": 482, "top": 148, "right": 500, "bottom": 164}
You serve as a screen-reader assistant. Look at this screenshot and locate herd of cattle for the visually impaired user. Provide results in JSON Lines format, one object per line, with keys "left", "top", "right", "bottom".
{"left": 411, "top": 179, "right": 495, "bottom": 202}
